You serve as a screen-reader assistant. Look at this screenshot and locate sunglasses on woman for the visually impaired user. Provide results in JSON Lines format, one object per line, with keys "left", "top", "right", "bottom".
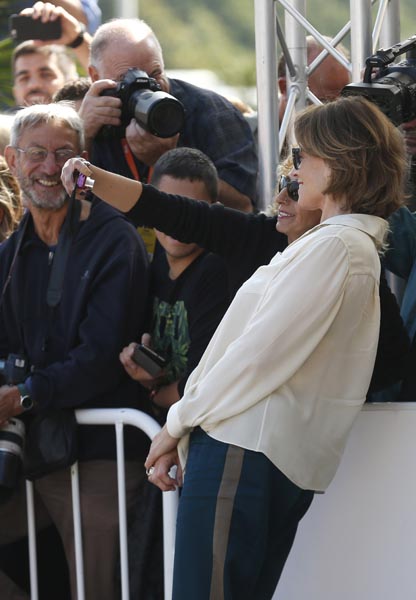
{"left": 278, "top": 175, "right": 299, "bottom": 201}
{"left": 292, "top": 147, "right": 302, "bottom": 170}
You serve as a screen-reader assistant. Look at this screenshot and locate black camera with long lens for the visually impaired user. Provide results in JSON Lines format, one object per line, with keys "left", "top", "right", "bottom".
{"left": 342, "top": 34, "right": 416, "bottom": 126}
{"left": 0, "top": 354, "right": 30, "bottom": 500}
{"left": 99, "top": 68, "right": 185, "bottom": 139}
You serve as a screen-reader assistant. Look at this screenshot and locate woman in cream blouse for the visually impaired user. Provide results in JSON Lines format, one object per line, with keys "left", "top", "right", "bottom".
{"left": 62, "top": 95, "right": 406, "bottom": 600}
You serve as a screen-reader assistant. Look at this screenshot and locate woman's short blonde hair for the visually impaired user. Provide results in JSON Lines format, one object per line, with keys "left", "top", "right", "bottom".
{"left": 294, "top": 95, "right": 407, "bottom": 218}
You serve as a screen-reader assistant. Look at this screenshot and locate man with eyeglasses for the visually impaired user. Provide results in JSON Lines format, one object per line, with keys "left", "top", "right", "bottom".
{"left": 0, "top": 103, "right": 150, "bottom": 600}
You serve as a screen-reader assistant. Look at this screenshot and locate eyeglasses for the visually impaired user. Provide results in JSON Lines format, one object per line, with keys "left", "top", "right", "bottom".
{"left": 278, "top": 175, "right": 299, "bottom": 201}
{"left": 15, "top": 146, "right": 77, "bottom": 165}
{"left": 292, "top": 147, "right": 302, "bottom": 170}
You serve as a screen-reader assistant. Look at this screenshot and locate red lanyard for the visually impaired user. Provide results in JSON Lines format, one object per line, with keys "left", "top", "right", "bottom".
{"left": 121, "top": 139, "right": 156, "bottom": 259}
{"left": 121, "top": 138, "right": 153, "bottom": 182}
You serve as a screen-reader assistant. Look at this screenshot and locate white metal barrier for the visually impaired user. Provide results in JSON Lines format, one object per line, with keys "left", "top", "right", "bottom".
{"left": 25, "top": 408, "right": 179, "bottom": 600}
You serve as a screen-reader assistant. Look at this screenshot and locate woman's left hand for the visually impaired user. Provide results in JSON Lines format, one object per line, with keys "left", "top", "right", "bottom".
{"left": 145, "top": 425, "right": 180, "bottom": 473}
{"left": 146, "top": 449, "right": 183, "bottom": 492}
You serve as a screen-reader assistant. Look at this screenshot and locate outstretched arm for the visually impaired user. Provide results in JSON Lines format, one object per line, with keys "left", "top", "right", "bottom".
{"left": 61, "top": 157, "right": 286, "bottom": 291}
{"left": 61, "top": 157, "right": 142, "bottom": 212}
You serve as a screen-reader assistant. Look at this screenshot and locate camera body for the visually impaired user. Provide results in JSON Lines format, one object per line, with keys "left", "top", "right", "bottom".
{"left": 100, "top": 68, "right": 185, "bottom": 139}
{"left": 342, "top": 35, "right": 416, "bottom": 126}
{"left": 0, "top": 354, "right": 30, "bottom": 498}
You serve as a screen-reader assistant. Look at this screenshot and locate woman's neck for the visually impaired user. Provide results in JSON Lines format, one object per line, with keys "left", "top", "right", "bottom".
{"left": 320, "top": 196, "right": 350, "bottom": 222}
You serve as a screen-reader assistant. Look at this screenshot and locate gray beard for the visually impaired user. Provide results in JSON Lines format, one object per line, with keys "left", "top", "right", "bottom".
{"left": 28, "top": 190, "right": 68, "bottom": 210}
{"left": 19, "top": 178, "right": 68, "bottom": 211}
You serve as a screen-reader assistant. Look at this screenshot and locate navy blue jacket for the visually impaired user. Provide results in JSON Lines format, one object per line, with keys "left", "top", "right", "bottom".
{"left": 0, "top": 199, "right": 150, "bottom": 460}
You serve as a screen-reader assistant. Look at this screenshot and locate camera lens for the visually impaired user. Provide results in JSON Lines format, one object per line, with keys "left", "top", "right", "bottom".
{"left": 0, "top": 418, "right": 25, "bottom": 493}
{"left": 148, "top": 98, "right": 186, "bottom": 138}
{"left": 133, "top": 90, "right": 185, "bottom": 138}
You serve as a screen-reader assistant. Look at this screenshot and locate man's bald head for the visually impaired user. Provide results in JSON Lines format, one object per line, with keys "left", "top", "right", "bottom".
{"left": 90, "top": 19, "right": 162, "bottom": 74}
{"left": 278, "top": 36, "right": 351, "bottom": 121}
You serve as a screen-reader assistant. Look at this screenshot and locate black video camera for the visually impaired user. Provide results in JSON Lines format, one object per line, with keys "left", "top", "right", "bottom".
{"left": 99, "top": 68, "right": 185, "bottom": 139}
{"left": 342, "top": 34, "right": 416, "bottom": 126}
{"left": 0, "top": 354, "right": 30, "bottom": 499}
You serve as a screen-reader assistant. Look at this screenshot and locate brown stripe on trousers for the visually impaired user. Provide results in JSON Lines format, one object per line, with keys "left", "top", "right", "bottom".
{"left": 209, "top": 444, "right": 245, "bottom": 600}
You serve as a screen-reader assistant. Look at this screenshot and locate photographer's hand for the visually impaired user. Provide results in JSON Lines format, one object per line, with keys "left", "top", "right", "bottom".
{"left": 125, "top": 119, "right": 179, "bottom": 166}
{"left": 78, "top": 80, "right": 122, "bottom": 149}
{"left": 0, "top": 386, "right": 23, "bottom": 427}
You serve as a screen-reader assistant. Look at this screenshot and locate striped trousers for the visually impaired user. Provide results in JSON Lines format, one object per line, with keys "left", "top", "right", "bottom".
{"left": 173, "top": 428, "right": 314, "bottom": 600}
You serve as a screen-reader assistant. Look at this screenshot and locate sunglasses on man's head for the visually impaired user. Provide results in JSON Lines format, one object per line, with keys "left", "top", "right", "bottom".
{"left": 278, "top": 175, "right": 299, "bottom": 201}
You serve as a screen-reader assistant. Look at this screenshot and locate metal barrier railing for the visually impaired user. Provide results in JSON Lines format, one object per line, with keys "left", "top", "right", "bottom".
{"left": 25, "top": 408, "right": 179, "bottom": 600}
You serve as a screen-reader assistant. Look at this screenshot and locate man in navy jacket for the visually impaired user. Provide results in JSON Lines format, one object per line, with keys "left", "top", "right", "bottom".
{"left": 0, "top": 103, "right": 149, "bottom": 600}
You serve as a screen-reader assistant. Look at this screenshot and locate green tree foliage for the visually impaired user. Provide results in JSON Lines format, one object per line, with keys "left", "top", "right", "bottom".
{"left": 0, "top": 38, "right": 14, "bottom": 109}
{"left": 140, "top": 0, "right": 256, "bottom": 86}
{"left": 141, "top": 0, "right": 415, "bottom": 86}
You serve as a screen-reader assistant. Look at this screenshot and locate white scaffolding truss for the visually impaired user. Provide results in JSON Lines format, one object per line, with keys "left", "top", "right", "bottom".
{"left": 254, "top": 0, "right": 401, "bottom": 209}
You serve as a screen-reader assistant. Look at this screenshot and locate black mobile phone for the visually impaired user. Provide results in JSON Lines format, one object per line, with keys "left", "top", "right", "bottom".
{"left": 9, "top": 15, "right": 62, "bottom": 41}
{"left": 131, "top": 344, "right": 166, "bottom": 378}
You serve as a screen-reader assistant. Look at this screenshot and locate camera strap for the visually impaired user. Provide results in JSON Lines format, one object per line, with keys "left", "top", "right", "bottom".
{"left": 0, "top": 192, "right": 81, "bottom": 362}
{"left": 39, "top": 192, "right": 81, "bottom": 363}
{"left": 46, "top": 192, "right": 81, "bottom": 308}
{"left": 121, "top": 139, "right": 157, "bottom": 260}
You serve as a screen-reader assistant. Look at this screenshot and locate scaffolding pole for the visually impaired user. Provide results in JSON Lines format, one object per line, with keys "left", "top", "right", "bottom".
{"left": 255, "top": 0, "right": 401, "bottom": 201}
{"left": 254, "top": 0, "right": 280, "bottom": 209}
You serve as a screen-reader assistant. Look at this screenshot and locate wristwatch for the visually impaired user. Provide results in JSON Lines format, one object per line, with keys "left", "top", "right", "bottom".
{"left": 66, "top": 23, "right": 86, "bottom": 49}
{"left": 17, "top": 383, "right": 34, "bottom": 411}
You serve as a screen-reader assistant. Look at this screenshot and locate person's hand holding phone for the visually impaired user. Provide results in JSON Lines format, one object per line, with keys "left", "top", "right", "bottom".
{"left": 119, "top": 341, "right": 164, "bottom": 389}
{"left": 16, "top": 1, "right": 83, "bottom": 48}
{"left": 10, "top": 13, "right": 62, "bottom": 42}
